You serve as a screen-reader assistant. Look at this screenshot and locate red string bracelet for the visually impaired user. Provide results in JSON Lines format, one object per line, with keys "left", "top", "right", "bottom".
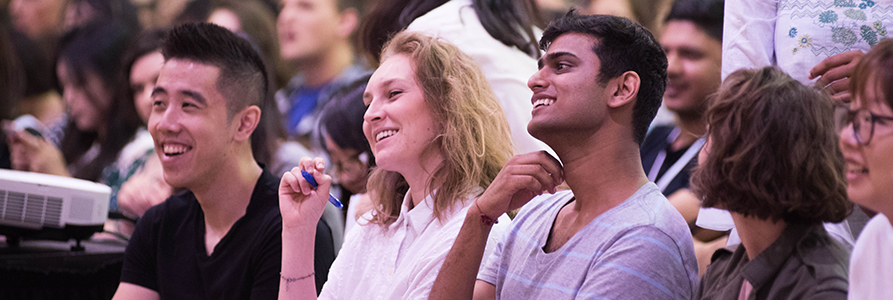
{"left": 474, "top": 201, "right": 498, "bottom": 226}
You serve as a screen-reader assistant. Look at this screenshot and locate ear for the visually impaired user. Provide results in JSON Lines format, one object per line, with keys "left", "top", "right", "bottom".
{"left": 233, "top": 105, "right": 261, "bottom": 142}
{"left": 336, "top": 8, "right": 359, "bottom": 38}
{"left": 606, "top": 71, "right": 640, "bottom": 109}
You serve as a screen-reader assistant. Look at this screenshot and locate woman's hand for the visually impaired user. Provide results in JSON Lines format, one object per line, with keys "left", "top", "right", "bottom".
{"left": 279, "top": 157, "right": 331, "bottom": 230}
{"left": 118, "top": 155, "right": 172, "bottom": 219}
{"left": 8, "top": 130, "right": 69, "bottom": 177}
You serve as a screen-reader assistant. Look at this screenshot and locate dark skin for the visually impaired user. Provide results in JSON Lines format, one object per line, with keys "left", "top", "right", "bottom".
{"left": 429, "top": 32, "right": 652, "bottom": 300}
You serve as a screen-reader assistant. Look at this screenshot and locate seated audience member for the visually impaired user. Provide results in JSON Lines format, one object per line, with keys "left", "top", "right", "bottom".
{"left": 429, "top": 13, "right": 698, "bottom": 300}
{"left": 642, "top": 0, "right": 722, "bottom": 223}
{"left": 693, "top": 67, "right": 852, "bottom": 299}
{"left": 316, "top": 74, "right": 376, "bottom": 235}
{"left": 8, "top": 20, "right": 151, "bottom": 213}
{"left": 842, "top": 39, "right": 893, "bottom": 300}
{"left": 277, "top": 30, "right": 514, "bottom": 299}
{"left": 276, "top": 0, "right": 366, "bottom": 148}
{"left": 361, "top": 0, "right": 551, "bottom": 155}
{"left": 112, "top": 23, "right": 335, "bottom": 299}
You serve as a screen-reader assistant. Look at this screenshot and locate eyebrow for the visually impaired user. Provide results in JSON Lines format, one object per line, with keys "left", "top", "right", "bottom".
{"left": 362, "top": 78, "right": 401, "bottom": 102}
{"left": 150, "top": 87, "right": 208, "bottom": 106}
{"left": 181, "top": 90, "right": 207, "bottom": 106}
{"left": 151, "top": 87, "right": 167, "bottom": 98}
{"left": 538, "top": 51, "right": 577, "bottom": 69}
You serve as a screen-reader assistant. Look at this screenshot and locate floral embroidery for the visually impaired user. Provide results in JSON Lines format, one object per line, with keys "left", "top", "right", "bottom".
{"left": 820, "top": 11, "right": 839, "bottom": 23}
{"left": 858, "top": 0, "right": 875, "bottom": 9}
{"left": 832, "top": 27, "right": 858, "bottom": 45}
{"left": 798, "top": 34, "right": 814, "bottom": 48}
{"left": 862, "top": 25, "right": 879, "bottom": 45}
{"left": 875, "top": 21, "right": 884, "bottom": 30}
{"left": 845, "top": 9, "right": 867, "bottom": 20}
{"left": 789, "top": 27, "right": 799, "bottom": 37}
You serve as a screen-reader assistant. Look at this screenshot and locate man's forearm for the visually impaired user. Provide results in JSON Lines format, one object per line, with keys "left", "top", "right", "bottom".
{"left": 429, "top": 205, "right": 494, "bottom": 300}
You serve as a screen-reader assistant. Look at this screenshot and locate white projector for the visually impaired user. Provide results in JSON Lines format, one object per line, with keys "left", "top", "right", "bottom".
{"left": 0, "top": 169, "right": 110, "bottom": 244}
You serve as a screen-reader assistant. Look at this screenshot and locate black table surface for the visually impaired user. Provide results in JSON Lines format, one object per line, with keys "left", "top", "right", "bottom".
{"left": 0, "top": 238, "right": 127, "bottom": 300}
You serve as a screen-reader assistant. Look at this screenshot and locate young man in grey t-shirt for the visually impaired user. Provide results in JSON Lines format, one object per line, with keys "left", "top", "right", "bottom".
{"left": 428, "top": 13, "right": 699, "bottom": 300}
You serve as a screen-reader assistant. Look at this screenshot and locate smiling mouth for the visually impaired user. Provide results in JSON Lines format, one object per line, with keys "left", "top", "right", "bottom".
{"left": 376, "top": 130, "right": 397, "bottom": 142}
{"left": 162, "top": 144, "right": 192, "bottom": 156}
{"left": 533, "top": 98, "right": 555, "bottom": 108}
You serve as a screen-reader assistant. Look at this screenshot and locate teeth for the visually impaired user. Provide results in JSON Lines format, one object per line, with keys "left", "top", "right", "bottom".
{"left": 533, "top": 98, "right": 555, "bottom": 108}
{"left": 376, "top": 130, "right": 397, "bottom": 142}
{"left": 163, "top": 144, "right": 190, "bottom": 156}
{"left": 846, "top": 165, "right": 868, "bottom": 174}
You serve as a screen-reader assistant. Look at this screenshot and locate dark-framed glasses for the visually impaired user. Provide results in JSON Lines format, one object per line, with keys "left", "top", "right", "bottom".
{"left": 840, "top": 108, "right": 893, "bottom": 145}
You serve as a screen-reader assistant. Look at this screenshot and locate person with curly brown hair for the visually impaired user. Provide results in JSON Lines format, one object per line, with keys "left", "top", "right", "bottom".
{"left": 693, "top": 67, "right": 852, "bottom": 299}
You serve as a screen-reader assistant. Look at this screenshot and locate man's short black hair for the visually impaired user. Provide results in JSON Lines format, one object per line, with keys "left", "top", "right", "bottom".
{"left": 665, "top": 0, "right": 724, "bottom": 41}
{"left": 540, "top": 11, "right": 668, "bottom": 145}
{"left": 161, "top": 22, "right": 268, "bottom": 118}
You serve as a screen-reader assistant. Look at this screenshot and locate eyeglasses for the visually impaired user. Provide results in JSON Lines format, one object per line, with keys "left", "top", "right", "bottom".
{"left": 840, "top": 108, "right": 893, "bottom": 145}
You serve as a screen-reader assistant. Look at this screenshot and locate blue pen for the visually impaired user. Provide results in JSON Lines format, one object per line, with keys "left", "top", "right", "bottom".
{"left": 300, "top": 170, "right": 343, "bottom": 209}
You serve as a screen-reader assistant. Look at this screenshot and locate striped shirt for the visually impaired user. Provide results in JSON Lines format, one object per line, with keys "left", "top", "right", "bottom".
{"left": 478, "top": 183, "right": 699, "bottom": 299}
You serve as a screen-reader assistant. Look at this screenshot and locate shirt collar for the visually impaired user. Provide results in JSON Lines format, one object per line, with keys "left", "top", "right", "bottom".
{"left": 395, "top": 189, "right": 436, "bottom": 235}
{"left": 394, "top": 187, "right": 482, "bottom": 235}
{"left": 740, "top": 222, "right": 815, "bottom": 289}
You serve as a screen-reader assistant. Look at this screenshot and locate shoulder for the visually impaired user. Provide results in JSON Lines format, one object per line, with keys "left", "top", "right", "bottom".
{"left": 250, "top": 171, "right": 285, "bottom": 225}
{"left": 614, "top": 184, "right": 689, "bottom": 235}
{"left": 642, "top": 125, "right": 675, "bottom": 149}
{"left": 794, "top": 226, "right": 850, "bottom": 293}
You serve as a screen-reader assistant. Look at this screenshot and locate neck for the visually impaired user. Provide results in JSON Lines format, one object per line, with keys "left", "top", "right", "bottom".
{"left": 665, "top": 114, "right": 704, "bottom": 151}
{"left": 550, "top": 129, "right": 650, "bottom": 220}
{"left": 403, "top": 154, "right": 444, "bottom": 209}
{"left": 292, "top": 43, "right": 354, "bottom": 87}
{"left": 731, "top": 213, "right": 788, "bottom": 260}
{"left": 192, "top": 148, "right": 263, "bottom": 231}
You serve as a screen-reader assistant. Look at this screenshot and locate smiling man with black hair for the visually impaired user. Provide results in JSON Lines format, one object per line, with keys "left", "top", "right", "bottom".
{"left": 112, "top": 23, "right": 334, "bottom": 300}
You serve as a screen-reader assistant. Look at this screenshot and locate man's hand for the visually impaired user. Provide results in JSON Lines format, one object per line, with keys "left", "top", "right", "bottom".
{"left": 810, "top": 50, "right": 865, "bottom": 104}
{"left": 475, "top": 151, "right": 563, "bottom": 219}
{"left": 279, "top": 157, "right": 331, "bottom": 230}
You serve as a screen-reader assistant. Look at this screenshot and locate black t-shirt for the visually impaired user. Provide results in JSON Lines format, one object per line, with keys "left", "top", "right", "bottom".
{"left": 120, "top": 170, "right": 335, "bottom": 299}
{"left": 640, "top": 125, "right": 699, "bottom": 196}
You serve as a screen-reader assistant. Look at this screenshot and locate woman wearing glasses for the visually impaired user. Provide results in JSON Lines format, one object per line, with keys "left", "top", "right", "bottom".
{"left": 693, "top": 67, "right": 852, "bottom": 299}
{"left": 841, "top": 39, "right": 893, "bottom": 300}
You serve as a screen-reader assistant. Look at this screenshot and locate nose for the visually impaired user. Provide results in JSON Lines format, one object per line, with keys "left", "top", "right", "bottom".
{"left": 528, "top": 69, "right": 547, "bottom": 92}
{"left": 150, "top": 105, "right": 182, "bottom": 136}
{"left": 363, "top": 98, "right": 383, "bottom": 123}
{"left": 666, "top": 52, "right": 682, "bottom": 78}
{"left": 839, "top": 121, "right": 859, "bottom": 149}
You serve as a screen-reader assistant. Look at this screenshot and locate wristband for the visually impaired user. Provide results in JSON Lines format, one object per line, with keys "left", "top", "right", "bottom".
{"left": 474, "top": 201, "right": 498, "bottom": 226}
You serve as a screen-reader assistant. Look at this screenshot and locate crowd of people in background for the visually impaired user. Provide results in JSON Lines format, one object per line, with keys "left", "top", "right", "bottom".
{"left": 1, "top": 0, "right": 892, "bottom": 299}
